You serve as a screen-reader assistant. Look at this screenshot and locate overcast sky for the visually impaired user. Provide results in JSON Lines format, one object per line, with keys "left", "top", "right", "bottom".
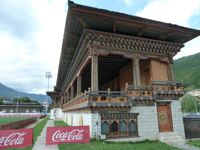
{"left": 0, "top": 0, "right": 200, "bottom": 94}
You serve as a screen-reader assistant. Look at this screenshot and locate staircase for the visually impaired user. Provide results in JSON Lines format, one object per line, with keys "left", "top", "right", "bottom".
{"left": 159, "top": 132, "right": 185, "bottom": 145}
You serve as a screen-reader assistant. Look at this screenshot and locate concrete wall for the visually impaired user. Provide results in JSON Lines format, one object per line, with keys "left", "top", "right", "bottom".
{"left": 62, "top": 112, "right": 101, "bottom": 138}
{"left": 130, "top": 105, "right": 159, "bottom": 140}
{"left": 130, "top": 101, "right": 185, "bottom": 140}
{"left": 61, "top": 100, "right": 185, "bottom": 140}
{"left": 55, "top": 108, "right": 62, "bottom": 119}
{"left": 170, "top": 100, "right": 186, "bottom": 139}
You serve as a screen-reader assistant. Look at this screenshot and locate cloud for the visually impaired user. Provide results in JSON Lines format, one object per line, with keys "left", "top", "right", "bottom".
{"left": 0, "top": 0, "right": 38, "bottom": 39}
{"left": 0, "top": 0, "right": 68, "bottom": 94}
{"left": 174, "top": 36, "right": 200, "bottom": 59}
{"left": 136, "top": 0, "right": 200, "bottom": 59}
{"left": 123, "top": 0, "right": 134, "bottom": 5}
{"left": 136, "top": 0, "right": 200, "bottom": 26}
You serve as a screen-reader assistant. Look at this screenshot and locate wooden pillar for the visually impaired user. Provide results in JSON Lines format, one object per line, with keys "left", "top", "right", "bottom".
{"left": 169, "top": 57, "right": 175, "bottom": 82}
{"left": 91, "top": 53, "right": 99, "bottom": 91}
{"left": 132, "top": 56, "right": 141, "bottom": 87}
{"left": 70, "top": 85, "right": 74, "bottom": 99}
{"left": 66, "top": 91, "right": 70, "bottom": 102}
{"left": 77, "top": 75, "right": 82, "bottom": 94}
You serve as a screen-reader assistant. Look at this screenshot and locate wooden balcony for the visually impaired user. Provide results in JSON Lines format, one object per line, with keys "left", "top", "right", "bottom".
{"left": 61, "top": 90, "right": 130, "bottom": 111}
{"left": 152, "top": 81, "right": 184, "bottom": 99}
{"left": 128, "top": 81, "right": 184, "bottom": 101}
{"left": 62, "top": 81, "right": 185, "bottom": 111}
{"left": 89, "top": 91, "right": 130, "bottom": 107}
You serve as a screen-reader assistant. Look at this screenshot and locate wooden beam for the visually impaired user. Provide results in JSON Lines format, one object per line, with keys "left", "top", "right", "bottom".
{"left": 77, "top": 16, "right": 88, "bottom": 28}
{"left": 137, "top": 26, "right": 145, "bottom": 36}
{"left": 159, "top": 31, "right": 174, "bottom": 40}
{"left": 69, "top": 32, "right": 80, "bottom": 41}
{"left": 113, "top": 20, "right": 116, "bottom": 33}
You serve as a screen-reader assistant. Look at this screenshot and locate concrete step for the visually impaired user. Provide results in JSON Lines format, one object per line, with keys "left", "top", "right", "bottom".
{"left": 159, "top": 132, "right": 185, "bottom": 144}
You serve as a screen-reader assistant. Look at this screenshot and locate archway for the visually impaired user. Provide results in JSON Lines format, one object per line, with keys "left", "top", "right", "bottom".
{"left": 129, "top": 120, "right": 137, "bottom": 136}
{"left": 101, "top": 121, "right": 109, "bottom": 136}
{"left": 119, "top": 120, "right": 127, "bottom": 136}
{"left": 111, "top": 121, "right": 118, "bottom": 137}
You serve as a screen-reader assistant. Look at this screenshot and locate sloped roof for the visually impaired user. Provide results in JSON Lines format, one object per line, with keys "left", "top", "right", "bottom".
{"left": 55, "top": 0, "right": 200, "bottom": 91}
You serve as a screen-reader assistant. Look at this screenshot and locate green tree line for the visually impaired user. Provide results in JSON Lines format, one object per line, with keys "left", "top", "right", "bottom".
{"left": 181, "top": 94, "right": 200, "bottom": 113}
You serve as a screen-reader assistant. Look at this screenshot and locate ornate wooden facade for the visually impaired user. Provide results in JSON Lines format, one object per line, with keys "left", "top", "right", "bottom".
{"left": 48, "top": 1, "right": 200, "bottom": 139}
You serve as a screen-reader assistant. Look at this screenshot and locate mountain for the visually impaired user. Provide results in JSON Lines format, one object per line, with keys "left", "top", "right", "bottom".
{"left": 174, "top": 53, "right": 200, "bottom": 89}
{"left": 0, "top": 83, "right": 50, "bottom": 103}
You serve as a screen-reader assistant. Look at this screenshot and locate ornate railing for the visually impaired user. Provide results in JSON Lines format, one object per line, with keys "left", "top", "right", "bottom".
{"left": 89, "top": 90, "right": 128, "bottom": 103}
{"left": 62, "top": 81, "right": 185, "bottom": 110}
{"left": 61, "top": 91, "right": 90, "bottom": 111}
{"left": 128, "top": 81, "right": 184, "bottom": 100}
{"left": 128, "top": 86, "right": 153, "bottom": 97}
{"left": 62, "top": 90, "right": 129, "bottom": 111}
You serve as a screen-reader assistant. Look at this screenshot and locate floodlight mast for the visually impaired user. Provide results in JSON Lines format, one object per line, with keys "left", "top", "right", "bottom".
{"left": 45, "top": 72, "right": 52, "bottom": 114}
{"left": 45, "top": 72, "right": 52, "bottom": 91}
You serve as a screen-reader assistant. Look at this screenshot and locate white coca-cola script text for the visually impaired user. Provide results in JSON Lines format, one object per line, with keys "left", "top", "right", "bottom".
{"left": 52, "top": 129, "right": 85, "bottom": 142}
{"left": 0, "top": 132, "right": 26, "bottom": 147}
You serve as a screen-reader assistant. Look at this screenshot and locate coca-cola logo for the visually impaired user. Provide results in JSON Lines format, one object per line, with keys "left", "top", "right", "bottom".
{"left": 52, "top": 129, "right": 84, "bottom": 142}
{"left": 0, "top": 132, "right": 26, "bottom": 147}
{"left": 46, "top": 126, "right": 90, "bottom": 144}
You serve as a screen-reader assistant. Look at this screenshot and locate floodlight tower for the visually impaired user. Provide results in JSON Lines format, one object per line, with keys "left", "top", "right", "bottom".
{"left": 45, "top": 72, "right": 52, "bottom": 114}
{"left": 45, "top": 72, "right": 52, "bottom": 91}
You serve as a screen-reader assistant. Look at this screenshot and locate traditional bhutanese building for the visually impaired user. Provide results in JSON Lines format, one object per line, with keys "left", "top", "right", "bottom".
{"left": 47, "top": 1, "right": 200, "bottom": 142}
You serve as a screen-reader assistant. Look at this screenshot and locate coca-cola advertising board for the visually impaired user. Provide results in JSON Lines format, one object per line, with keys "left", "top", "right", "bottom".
{"left": 46, "top": 126, "right": 90, "bottom": 144}
{"left": 0, "top": 128, "right": 33, "bottom": 149}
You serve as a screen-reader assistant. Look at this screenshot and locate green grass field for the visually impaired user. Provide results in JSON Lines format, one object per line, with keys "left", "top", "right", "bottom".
{"left": 58, "top": 140, "right": 179, "bottom": 150}
{"left": 9, "top": 117, "right": 48, "bottom": 150}
{"left": 188, "top": 140, "right": 200, "bottom": 148}
{"left": 0, "top": 116, "right": 30, "bottom": 125}
{"left": 54, "top": 120, "right": 179, "bottom": 150}
{"left": 54, "top": 120, "right": 68, "bottom": 126}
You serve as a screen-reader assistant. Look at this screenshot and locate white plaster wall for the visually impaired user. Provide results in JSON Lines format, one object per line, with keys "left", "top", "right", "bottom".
{"left": 62, "top": 112, "right": 101, "bottom": 138}
{"left": 55, "top": 108, "right": 62, "bottom": 119}
{"left": 130, "top": 105, "right": 159, "bottom": 140}
{"left": 170, "top": 100, "right": 186, "bottom": 139}
{"left": 91, "top": 113, "right": 101, "bottom": 138}
{"left": 50, "top": 108, "right": 55, "bottom": 119}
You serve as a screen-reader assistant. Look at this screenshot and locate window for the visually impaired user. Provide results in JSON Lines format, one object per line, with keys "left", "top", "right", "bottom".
{"left": 129, "top": 120, "right": 137, "bottom": 136}
{"left": 101, "top": 121, "right": 109, "bottom": 136}
{"left": 111, "top": 121, "right": 118, "bottom": 137}
{"left": 119, "top": 120, "right": 127, "bottom": 136}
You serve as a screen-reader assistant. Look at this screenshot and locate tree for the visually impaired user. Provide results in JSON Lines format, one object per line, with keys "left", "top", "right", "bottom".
{"left": 13, "top": 97, "right": 38, "bottom": 103}
{"left": 181, "top": 94, "right": 200, "bottom": 113}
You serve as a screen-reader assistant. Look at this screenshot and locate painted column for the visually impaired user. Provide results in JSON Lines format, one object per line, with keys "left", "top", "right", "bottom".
{"left": 66, "top": 91, "right": 69, "bottom": 102}
{"left": 132, "top": 56, "right": 141, "bottom": 87}
{"left": 77, "top": 75, "right": 82, "bottom": 94}
{"left": 169, "top": 57, "right": 175, "bottom": 82}
{"left": 70, "top": 85, "right": 74, "bottom": 99}
{"left": 91, "top": 53, "right": 99, "bottom": 91}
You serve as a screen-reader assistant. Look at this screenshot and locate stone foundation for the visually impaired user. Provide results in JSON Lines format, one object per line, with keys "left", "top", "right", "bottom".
{"left": 61, "top": 100, "right": 185, "bottom": 141}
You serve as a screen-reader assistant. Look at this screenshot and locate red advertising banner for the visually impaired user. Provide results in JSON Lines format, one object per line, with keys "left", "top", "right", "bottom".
{"left": 0, "top": 128, "right": 33, "bottom": 149}
{"left": 46, "top": 126, "right": 90, "bottom": 144}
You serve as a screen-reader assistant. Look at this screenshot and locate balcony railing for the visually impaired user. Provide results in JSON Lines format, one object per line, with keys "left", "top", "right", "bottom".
{"left": 62, "top": 81, "right": 185, "bottom": 111}
{"left": 89, "top": 90, "right": 128, "bottom": 103}
{"left": 62, "top": 90, "right": 129, "bottom": 111}
{"left": 128, "top": 81, "right": 184, "bottom": 100}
